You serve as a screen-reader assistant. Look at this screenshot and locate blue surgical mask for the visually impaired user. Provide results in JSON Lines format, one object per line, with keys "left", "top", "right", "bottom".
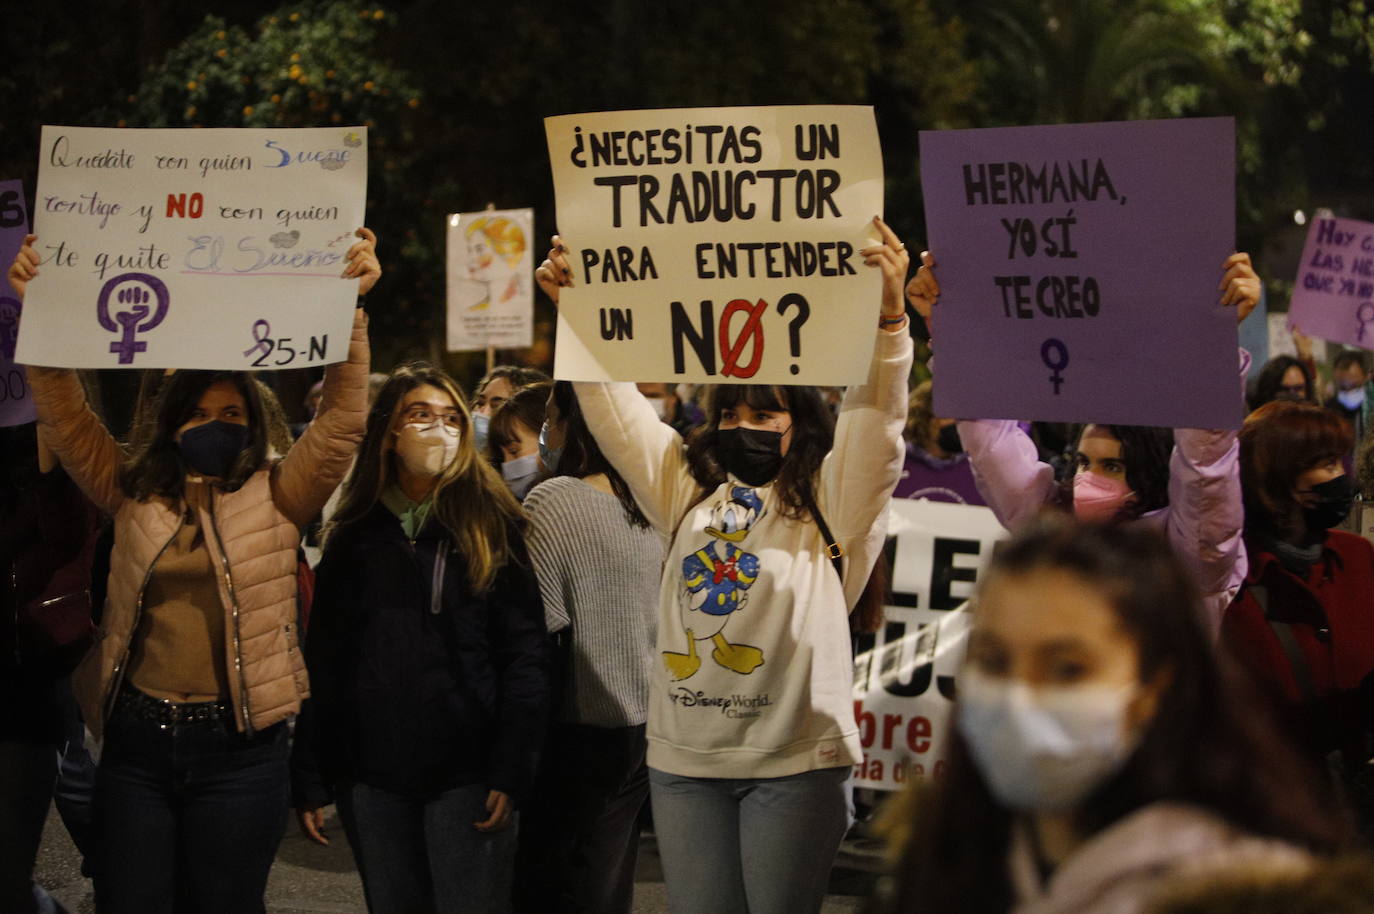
{"left": 538, "top": 421, "right": 563, "bottom": 474}
{"left": 1337, "top": 387, "right": 1365, "bottom": 411}
{"left": 955, "top": 668, "right": 1142, "bottom": 813}
{"left": 472, "top": 412, "right": 491, "bottom": 453}
{"left": 502, "top": 452, "right": 540, "bottom": 500}
{"left": 179, "top": 420, "right": 250, "bottom": 479}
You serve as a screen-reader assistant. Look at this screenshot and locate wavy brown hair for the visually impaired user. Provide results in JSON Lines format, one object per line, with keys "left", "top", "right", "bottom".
{"left": 1240, "top": 400, "right": 1352, "bottom": 540}
{"left": 118, "top": 371, "right": 270, "bottom": 499}
{"left": 326, "top": 362, "right": 524, "bottom": 592}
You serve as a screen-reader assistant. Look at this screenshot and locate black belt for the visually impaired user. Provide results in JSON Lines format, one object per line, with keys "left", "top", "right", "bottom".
{"left": 114, "top": 684, "right": 233, "bottom": 727}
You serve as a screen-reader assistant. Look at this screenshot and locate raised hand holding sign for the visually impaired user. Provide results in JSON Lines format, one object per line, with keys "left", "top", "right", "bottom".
{"left": 16, "top": 126, "right": 370, "bottom": 370}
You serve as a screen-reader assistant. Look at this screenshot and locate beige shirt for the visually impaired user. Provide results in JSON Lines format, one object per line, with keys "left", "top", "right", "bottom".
{"left": 128, "top": 485, "right": 230, "bottom": 703}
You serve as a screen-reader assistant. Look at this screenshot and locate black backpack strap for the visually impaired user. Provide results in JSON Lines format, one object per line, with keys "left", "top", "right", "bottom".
{"left": 800, "top": 486, "right": 844, "bottom": 581}
{"left": 1251, "top": 583, "right": 1317, "bottom": 704}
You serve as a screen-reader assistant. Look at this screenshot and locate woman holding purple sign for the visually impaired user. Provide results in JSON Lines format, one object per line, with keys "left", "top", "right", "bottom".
{"left": 908, "top": 251, "right": 1261, "bottom": 634}
{"left": 8, "top": 229, "right": 379, "bottom": 914}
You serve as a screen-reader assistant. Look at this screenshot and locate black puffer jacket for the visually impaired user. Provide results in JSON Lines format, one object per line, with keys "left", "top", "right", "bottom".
{"left": 293, "top": 502, "right": 548, "bottom": 807}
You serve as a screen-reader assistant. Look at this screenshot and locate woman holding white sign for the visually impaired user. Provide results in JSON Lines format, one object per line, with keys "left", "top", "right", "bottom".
{"left": 908, "top": 252, "right": 1261, "bottom": 633}
{"left": 537, "top": 217, "right": 912, "bottom": 914}
{"left": 8, "top": 228, "right": 379, "bottom": 914}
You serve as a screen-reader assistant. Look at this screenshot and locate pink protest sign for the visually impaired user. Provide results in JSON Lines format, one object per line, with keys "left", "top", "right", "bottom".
{"left": 920, "top": 117, "right": 1242, "bottom": 429}
{"left": 0, "top": 179, "right": 35, "bottom": 427}
{"left": 1287, "top": 216, "right": 1374, "bottom": 349}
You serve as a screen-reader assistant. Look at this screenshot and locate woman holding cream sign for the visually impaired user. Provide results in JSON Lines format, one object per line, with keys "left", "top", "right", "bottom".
{"left": 8, "top": 228, "right": 379, "bottom": 914}
{"left": 536, "top": 215, "right": 911, "bottom": 914}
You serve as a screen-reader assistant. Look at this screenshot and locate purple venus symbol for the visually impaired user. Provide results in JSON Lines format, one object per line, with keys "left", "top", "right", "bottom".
{"left": 1041, "top": 338, "right": 1069, "bottom": 395}
{"left": 96, "top": 273, "right": 170, "bottom": 365}
{"left": 0, "top": 295, "right": 21, "bottom": 361}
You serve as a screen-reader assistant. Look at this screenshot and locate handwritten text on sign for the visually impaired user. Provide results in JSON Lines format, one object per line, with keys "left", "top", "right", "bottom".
{"left": 17, "top": 126, "right": 367, "bottom": 369}
{"left": 545, "top": 106, "right": 884, "bottom": 384}
{"left": 0, "top": 179, "right": 36, "bottom": 426}
{"left": 446, "top": 208, "right": 535, "bottom": 352}
{"left": 1288, "top": 216, "right": 1374, "bottom": 349}
{"left": 852, "top": 499, "right": 1005, "bottom": 792}
{"left": 920, "top": 117, "right": 1241, "bottom": 429}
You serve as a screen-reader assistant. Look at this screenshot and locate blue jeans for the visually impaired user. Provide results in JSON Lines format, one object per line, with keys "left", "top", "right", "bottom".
{"left": 337, "top": 780, "right": 517, "bottom": 914}
{"left": 648, "top": 766, "right": 851, "bottom": 914}
{"left": 92, "top": 712, "right": 289, "bottom": 914}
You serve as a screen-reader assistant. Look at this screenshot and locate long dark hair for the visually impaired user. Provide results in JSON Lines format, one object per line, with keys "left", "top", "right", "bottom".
{"left": 684, "top": 384, "right": 834, "bottom": 520}
{"left": 1241, "top": 400, "right": 1352, "bottom": 541}
{"left": 885, "top": 518, "right": 1350, "bottom": 914}
{"left": 326, "top": 362, "right": 524, "bottom": 592}
{"left": 488, "top": 381, "right": 551, "bottom": 465}
{"left": 1058, "top": 423, "right": 1174, "bottom": 519}
{"left": 548, "top": 381, "right": 649, "bottom": 528}
{"left": 119, "top": 371, "right": 270, "bottom": 499}
{"left": 1252, "top": 356, "right": 1315, "bottom": 410}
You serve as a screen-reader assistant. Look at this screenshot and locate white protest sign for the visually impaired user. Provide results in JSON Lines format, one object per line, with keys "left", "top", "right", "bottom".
{"left": 852, "top": 499, "right": 1005, "bottom": 791}
{"left": 545, "top": 106, "right": 884, "bottom": 384}
{"left": 446, "top": 208, "right": 534, "bottom": 351}
{"left": 18, "top": 126, "right": 367, "bottom": 369}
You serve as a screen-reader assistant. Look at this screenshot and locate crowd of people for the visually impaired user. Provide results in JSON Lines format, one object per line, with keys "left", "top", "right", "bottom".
{"left": 4, "top": 212, "right": 1374, "bottom": 914}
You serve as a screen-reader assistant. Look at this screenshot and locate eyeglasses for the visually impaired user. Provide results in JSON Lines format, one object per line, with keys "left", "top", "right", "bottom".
{"left": 400, "top": 404, "right": 462, "bottom": 431}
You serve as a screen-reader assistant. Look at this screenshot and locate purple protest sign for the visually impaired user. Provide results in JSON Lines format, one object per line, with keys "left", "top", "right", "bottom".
{"left": 920, "top": 118, "right": 1242, "bottom": 429}
{"left": 1287, "top": 216, "right": 1374, "bottom": 349}
{"left": 0, "top": 179, "right": 35, "bottom": 427}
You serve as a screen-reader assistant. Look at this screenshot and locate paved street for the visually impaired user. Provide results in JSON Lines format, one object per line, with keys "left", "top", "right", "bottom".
{"left": 34, "top": 804, "right": 878, "bottom": 912}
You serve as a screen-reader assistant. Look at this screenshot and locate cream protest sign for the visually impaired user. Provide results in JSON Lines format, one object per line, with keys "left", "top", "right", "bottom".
{"left": 17, "top": 126, "right": 367, "bottom": 369}
{"left": 545, "top": 106, "right": 884, "bottom": 384}
{"left": 446, "top": 208, "right": 535, "bottom": 351}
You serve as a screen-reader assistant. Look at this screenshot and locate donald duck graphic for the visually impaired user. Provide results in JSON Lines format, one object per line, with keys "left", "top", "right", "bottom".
{"left": 665, "top": 486, "right": 767, "bottom": 681}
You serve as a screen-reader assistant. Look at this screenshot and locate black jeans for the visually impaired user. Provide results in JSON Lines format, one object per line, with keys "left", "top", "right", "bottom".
{"left": 514, "top": 723, "right": 648, "bottom": 914}
{"left": 93, "top": 709, "right": 289, "bottom": 914}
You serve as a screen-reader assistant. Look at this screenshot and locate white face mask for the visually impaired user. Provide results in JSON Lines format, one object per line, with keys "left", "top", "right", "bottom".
{"left": 394, "top": 422, "right": 460, "bottom": 478}
{"left": 647, "top": 397, "right": 669, "bottom": 421}
{"left": 1337, "top": 387, "right": 1365, "bottom": 411}
{"left": 956, "top": 667, "right": 1143, "bottom": 813}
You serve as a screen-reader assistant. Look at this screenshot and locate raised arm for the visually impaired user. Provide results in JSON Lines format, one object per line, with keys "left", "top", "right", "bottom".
{"left": 906, "top": 248, "right": 1057, "bottom": 529}
{"left": 817, "top": 217, "right": 913, "bottom": 606}
{"left": 272, "top": 228, "right": 378, "bottom": 526}
{"left": 1168, "top": 255, "right": 1260, "bottom": 634}
{"left": 10, "top": 234, "right": 124, "bottom": 515}
{"left": 538, "top": 236, "right": 699, "bottom": 533}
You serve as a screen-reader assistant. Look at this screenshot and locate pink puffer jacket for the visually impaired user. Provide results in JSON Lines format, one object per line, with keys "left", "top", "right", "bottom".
{"left": 29, "top": 309, "right": 369, "bottom": 737}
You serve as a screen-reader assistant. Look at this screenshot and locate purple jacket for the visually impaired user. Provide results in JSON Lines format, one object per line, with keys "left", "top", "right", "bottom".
{"left": 956, "top": 350, "right": 1251, "bottom": 635}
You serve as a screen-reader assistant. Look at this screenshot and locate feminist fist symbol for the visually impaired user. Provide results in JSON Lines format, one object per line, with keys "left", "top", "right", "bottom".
{"left": 96, "top": 273, "right": 170, "bottom": 365}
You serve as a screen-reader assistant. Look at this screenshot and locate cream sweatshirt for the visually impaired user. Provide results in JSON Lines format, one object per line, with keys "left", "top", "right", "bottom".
{"left": 574, "top": 328, "right": 912, "bottom": 778}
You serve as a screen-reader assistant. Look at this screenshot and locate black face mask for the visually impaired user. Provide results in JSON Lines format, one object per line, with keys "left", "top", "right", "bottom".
{"left": 179, "top": 420, "right": 250, "bottom": 479}
{"left": 1302, "top": 474, "right": 1355, "bottom": 533}
{"left": 716, "top": 427, "right": 785, "bottom": 487}
{"left": 936, "top": 424, "right": 963, "bottom": 455}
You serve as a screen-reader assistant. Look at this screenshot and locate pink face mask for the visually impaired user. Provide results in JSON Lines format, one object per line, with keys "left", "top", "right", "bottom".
{"left": 1073, "top": 472, "right": 1132, "bottom": 523}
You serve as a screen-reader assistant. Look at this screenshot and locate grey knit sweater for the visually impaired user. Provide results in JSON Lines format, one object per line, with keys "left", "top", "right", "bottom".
{"left": 523, "top": 476, "right": 665, "bottom": 727}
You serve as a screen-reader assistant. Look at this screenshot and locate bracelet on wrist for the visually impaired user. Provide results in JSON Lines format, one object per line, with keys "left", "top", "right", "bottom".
{"left": 879, "top": 313, "right": 907, "bottom": 328}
